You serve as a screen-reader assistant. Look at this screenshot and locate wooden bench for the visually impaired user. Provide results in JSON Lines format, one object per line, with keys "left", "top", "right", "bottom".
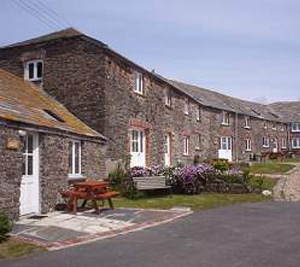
{"left": 132, "top": 176, "right": 172, "bottom": 195}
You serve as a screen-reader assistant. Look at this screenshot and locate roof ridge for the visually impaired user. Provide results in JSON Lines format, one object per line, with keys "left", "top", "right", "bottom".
{"left": 1, "top": 27, "right": 82, "bottom": 49}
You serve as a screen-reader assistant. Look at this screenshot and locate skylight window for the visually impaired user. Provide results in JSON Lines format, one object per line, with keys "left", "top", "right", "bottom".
{"left": 44, "top": 109, "right": 65, "bottom": 123}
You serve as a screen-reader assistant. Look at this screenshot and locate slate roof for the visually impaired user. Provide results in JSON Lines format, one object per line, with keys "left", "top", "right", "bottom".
{"left": 268, "top": 101, "right": 300, "bottom": 122}
{"left": 168, "top": 80, "right": 284, "bottom": 122}
{"left": 0, "top": 69, "right": 106, "bottom": 140}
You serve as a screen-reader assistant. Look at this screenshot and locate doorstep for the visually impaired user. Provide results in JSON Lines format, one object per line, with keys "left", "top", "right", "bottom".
{"left": 11, "top": 208, "right": 192, "bottom": 250}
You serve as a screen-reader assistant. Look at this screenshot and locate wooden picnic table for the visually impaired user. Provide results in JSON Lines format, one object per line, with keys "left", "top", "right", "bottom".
{"left": 60, "top": 180, "right": 118, "bottom": 214}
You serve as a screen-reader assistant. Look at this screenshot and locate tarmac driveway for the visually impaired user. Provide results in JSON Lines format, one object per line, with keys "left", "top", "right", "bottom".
{"left": 3, "top": 201, "right": 300, "bottom": 267}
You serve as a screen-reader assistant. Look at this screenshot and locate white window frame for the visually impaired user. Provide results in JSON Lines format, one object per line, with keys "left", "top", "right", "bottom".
{"left": 263, "top": 137, "right": 270, "bottom": 148}
{"left": 68, "top": 140, "right": 82, "bottom": 178}
{"left": 222, "top": 111, "right": 230, "bottom": 125}
{"left": 24, "top": 59, "right": 43, "bottom": 81}
{"left": 245, "top": 116, "right": 250, "bottom": 129}
{"left": 164, "top": 88, "right": 171, "bottom": 107}
{"left": 184, "top": 99, "right": 189, "bottom": 115}
{"left": 281, "top": 138, "right": 287, "bottom": 149}
{"left": 272, "top": 123, "right": 277, "bottom": 130}
{"left": 292, "top": 138, "right": 300, "bottom": 149}
{"left": 183, "top": 136, "right": 189, "bottom": 155}
{"left": 134, "top": 72, "right": 144, "bottom": 94}
{"left": 195, "top": 134, "right": 201, "bottom": 150}
{"left": 196, "top": 106, "right": 201, "bottom": 121}
{"left": 291, "top": 123, "right": 300, "bottom": 132}
{"left": 245, "top": 139, "right": 252, "bottom": 151}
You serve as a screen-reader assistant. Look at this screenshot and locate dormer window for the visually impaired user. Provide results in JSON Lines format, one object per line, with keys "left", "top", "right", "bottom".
{"left": 245, "top": 116, "right": 250, "bottom": 128}
{"left": 222, "top": 111, "right": 230, "bottom": 125}
{"left": 272, "top": 123, "right": 276, "bottom": 130}
{"left": 134, "top": 72, "right": 144, "bottom": 94}
{"left": 164, "top": 88, "right": 171, "bottom": 107}
{"left": 25, "top": 60, "right": 43, "bottom": 81}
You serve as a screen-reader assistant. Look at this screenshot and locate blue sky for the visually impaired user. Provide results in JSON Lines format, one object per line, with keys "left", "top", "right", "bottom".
{"left": 1, "top": 0, "right": 300, "bottom": 103}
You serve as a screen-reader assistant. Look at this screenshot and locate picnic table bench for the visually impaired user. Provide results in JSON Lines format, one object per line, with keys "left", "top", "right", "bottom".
{"left": 132, "top": 176, "right": 172, "bottom": 195}
{"left": 59, "top": 180, "right": 118, "bottom": 214}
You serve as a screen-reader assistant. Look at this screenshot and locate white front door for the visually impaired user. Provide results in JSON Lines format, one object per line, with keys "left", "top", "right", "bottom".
{"left": 20, "top": 133, "right": 40, "bottom": 216}
{"left": 130, "top": 129, "right": 146, "bottom": 167}
{"left": 273, "top": 138, "right": 278, "bottom": 153}
{"left": 218, "top": 136, "right": 232, "bottom": 162}
{"left": 164, "top": 134, "right": 171, "bottom": 166}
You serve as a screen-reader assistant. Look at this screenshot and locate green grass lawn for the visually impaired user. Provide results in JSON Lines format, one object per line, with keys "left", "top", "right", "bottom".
{"left": 250, "top": 161, "right": 295, "bottom": 174}
{"left": 273, "top": 158, "right": 300, "bottom": 164}
{"left": 113, "top": 193, "right": 271, "bottom": 211}
{"left": 0, "top": 238, "right": 45, "bottom": 260}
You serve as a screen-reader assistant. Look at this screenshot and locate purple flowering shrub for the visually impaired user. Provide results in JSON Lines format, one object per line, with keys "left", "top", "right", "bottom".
{"left": 130, "top": 165, "right": 165, "bottom": 177}
{"left": 165, "top": 164, "right": 217, "bottom": 194}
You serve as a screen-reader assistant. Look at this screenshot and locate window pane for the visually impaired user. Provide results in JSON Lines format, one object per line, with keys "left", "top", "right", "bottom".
{"left": 28, "top": 63, "right": 34, "bottom": 79}
{"left": 68, "top": 141, "right": 73, "bottom": 174}
{"left": 140, "top": 132, "right": 143, "bottom": 153}
{"left": 75, "top": 142, "right": 80, "bottom": 174}
{"left": 27, "top": 134, "right": 33, "bottom": 154}
{"left": 228, "top": 138, "right": 231, "bottom": 150}
{"left": 22, "top": 155, "right": 26, "bottom": 175}
{"left": 37, "top": 62, "right": 43, "bottom": 78}
{"left": 27, "top": 155, "right": 33, "bottom": 175}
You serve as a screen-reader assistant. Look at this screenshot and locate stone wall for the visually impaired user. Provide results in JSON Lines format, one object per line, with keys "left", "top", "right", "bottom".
{"left": 0, "top": 125, "right": 23, "bottom": 220}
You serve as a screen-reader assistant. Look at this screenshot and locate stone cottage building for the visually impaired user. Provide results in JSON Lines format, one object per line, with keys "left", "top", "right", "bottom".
{"left": 269, "top": 102, "right": 300, "bottom": 155}
{"left": 0, "top": 69, "right": 106, "bottom": 219}
{"left": 0, "top": 28, "right": 296, "bottom": 170}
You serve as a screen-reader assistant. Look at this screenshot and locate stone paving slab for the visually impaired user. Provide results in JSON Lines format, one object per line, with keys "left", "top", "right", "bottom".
{"left": 12, "top": 208, "right": 192, "bottom": 250}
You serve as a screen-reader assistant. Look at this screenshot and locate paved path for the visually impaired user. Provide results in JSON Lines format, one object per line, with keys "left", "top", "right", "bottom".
{"left": 3, "top": 201, "right": 300, "bottom": 267}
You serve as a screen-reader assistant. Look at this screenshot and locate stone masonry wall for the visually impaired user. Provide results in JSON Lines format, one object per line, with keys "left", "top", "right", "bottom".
{"left": 0, "top": 125, "right": 23, "bottom": 220}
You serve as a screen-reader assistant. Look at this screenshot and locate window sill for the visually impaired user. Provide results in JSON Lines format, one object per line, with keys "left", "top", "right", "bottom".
{"left": 244, "top": 126, "right": 251, "bottom": 129}
{"left": 26, "top": 77, "right": 42, "bottom": 82}
{"left": 263, "top": 146, "right": 269, "bottom": 148}
{"left": 133, "top": 91, "right": 145, "bottom": 97}
{"left": 182, "top": 153, "right": 189, "bottom": 157}
{"left": 68, "top": 174, "right": 84, "bottom": 180}
{"left": 245, "top": 150, "right": 252, "bottom": 152}
{"left": 291, "top": 130, "right": 300, "bottom": 133}
{"left": 195, "top": 147, "right": 200, "bottom": 151}
{"left": 165, "top": 104, "right": 172, "bottom": 109}
{"left": 221, "top": 123, "right": 230, "bottom": 126}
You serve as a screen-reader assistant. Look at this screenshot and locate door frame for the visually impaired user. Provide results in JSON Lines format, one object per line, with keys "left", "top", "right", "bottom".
{"left": 20, "top": 132, "right": 40, "bottom": 216}
{"left": 218, "top": 136, "right": 233, "bottom": 162}
{"left": 129, "top": 128, "right": 146, "bottom": 167}
{"left": 164, "top": 133, "right": 171, "bottom": 166}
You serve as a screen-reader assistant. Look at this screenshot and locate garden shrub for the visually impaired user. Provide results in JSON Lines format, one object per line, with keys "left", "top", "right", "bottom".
{"left": 212, "top": 160, "right": 229, "bottom": 173}
{"left": 0, "top": 213, "right": 12, "bottom": 242}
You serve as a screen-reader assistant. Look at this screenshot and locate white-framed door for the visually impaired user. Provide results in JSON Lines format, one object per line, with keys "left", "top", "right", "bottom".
{"left": 218, "top": 136, "right": 232, "bottom": 162}
{"left": 273, "top": 138, "right": 278, "bottom": 153}
{"left": 164, "top": 134, "right": 171, "bottom": 166}
{"left": 130, "top": 129, "right": 146, "bottom": 167}
{"left": 20, "top": 133, "right": 40, "bottom": 216}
